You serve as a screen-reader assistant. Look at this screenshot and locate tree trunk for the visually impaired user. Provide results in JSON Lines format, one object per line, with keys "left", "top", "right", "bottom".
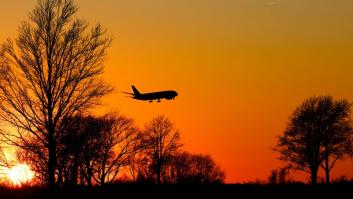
{"left": 86, "top": 168, "right": 93, "bottom": 187}
{"left": 156, "top": 164, "right": 161, "bottom": 184}
{"left": 157, "top": 172, "right": 161, "bottom": 184}
{"left": 87, "top": 176, "right": 92, "bottom": 187}
{"left": 325, "top": 156, "right": 330, "bottom": 185}
{"left": 48, "top": 128, "right": 57, "bottom": 188}
{"left": 87, "top": 168, "right": 93, "bottom": 187}
{"left": 57, "top": 166, "right": 63, "bottom": 186}
{"left": 311, "top": 166, "right": 318, "bottom": 186}
{"left": 101, "top": 174, "right": 106, "bottom": 186}
{"left": 71, "top": 153, "right": 79, "bottom": 185}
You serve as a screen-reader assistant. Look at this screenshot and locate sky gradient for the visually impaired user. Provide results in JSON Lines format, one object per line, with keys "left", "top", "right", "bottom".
{"left": 1, "top": 0, "right": 353, "bottom": 183}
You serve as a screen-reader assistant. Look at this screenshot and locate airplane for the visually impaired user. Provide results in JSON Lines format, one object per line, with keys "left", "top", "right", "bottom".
{"left": 122, "top": 85, "right": 178, "bottom": 103}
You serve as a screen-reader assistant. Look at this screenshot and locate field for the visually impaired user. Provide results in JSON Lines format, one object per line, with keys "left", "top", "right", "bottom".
{"left": 1, "top": 183, "right": 352, "bottom": 199}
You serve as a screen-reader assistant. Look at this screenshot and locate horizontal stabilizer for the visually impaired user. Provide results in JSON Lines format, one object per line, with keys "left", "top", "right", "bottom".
{"left": 121, "top": 91, "right": 134, "bottom": 95}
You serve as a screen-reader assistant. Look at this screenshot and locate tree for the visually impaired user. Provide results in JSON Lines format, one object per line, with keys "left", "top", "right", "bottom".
{"left": 278, "top": 166, "right": 291, "bottom": 184}
{"left": 275, "top": 96, "right": 353, "bottom": 185}
{"left": 168, "top": 152, "right": 225, "bottom": 184}
{"left": 267, "top": 166, "right": 291, "bottom": 184}
{"left": 268, "top": 170, "right": 278, "bottom": 184}
{"left": 319, "top": 98, "right": 352, "bottom": 185}
{"left": 127, "top": 132, "right": 153, "bottom": 183}
{"left": 57, "top": 115, "right": 102, "bottom": 186}
{"left": 92, "top": 113, "right": 139, "bottom": 186}
{"left": 127, "top": 150, "right": 151, "bottom": 183}
{"left": 143, "top": 115, "right": 182, "bottom": 184}
{"left": 56, "top": 113, "right": 139, "bottom": 186}
{"left": 0, "top": 0, "right": 112, "bottom": 187}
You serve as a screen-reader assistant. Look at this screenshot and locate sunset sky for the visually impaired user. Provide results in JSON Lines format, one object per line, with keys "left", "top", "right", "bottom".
{"left": 1, "top": 0, "right": 353, "bottom": 183}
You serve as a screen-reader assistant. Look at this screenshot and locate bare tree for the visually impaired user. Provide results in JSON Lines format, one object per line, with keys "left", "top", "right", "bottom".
{"left": 55, "top": 113, "right": 139, "bottom": 186}
{"left": 278, "top": 166, "right": 291, "bottom": 184}
{"left": 267, "top": 166, "right": 291, "bottom": 185}
{"left": 143, "top": 115, "right": 182, "bottom": 184}
{"left": 268, "top": 170, "right": 278, "bottom": 184}
{"left": 168, "top": 152, "right": 225, "bottom": 184}
{"left": 92, "top": 113, "right": 139, "bottom": 186}
{"left": 0, "top": 0, "right": 112, "bottom": 187}
{"left": 274, "top": 96, "right": 353, "bottom": 185}
{"left": 57, "top": 115, "right": 100, "bottom": 186}
{"left": 320, "top": 98, "right": 352, "bottom": 185}
{"left": 128, "top": 150, "right": 152, "bottom": 183}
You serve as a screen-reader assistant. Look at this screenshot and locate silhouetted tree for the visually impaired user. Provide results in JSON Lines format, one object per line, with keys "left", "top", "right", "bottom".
{"left": 168, "top": 152, "right": 225, "bottom": 184}
{"left": 278, "top": 166, "right": 291, "bottom": 184}
{"left": 92, "top": 114, "right": 139, "bottom": 186}
{"left": 275, "top": 96, "right": 353, "bottom": 185}
{"left": 319, "top": 98, "right": 352, "bottom": 185}
{"left": 127, "top": 132, "right": 153, "bottom": 183}
{"left": 268, "top": 170, "right": 278, "bottom": 184}
{"left": 143, "top": 115, "right": 182, "bottom": 184}
{"left": 267, "top": 166, "right": 291, "bottom": 184}
{"left": 57, "top": 115, "right": 104, "bottom": 186}
{"left": 0, "top": 0, "right": 112, "bottom": 187}
{"left": 55, "top": 113, "right": 139, "bottom": 186}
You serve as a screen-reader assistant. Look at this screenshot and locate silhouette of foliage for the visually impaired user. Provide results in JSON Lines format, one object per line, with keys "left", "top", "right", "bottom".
{"left": 125, "top": 116, "right": 225, "bottom": 185}
{"left": 57, "top": 115, "right": 107, "bottom": 186}
{"left": 142, "top": 115, "right": 182, "bottom": 184}
{"left": 278, "top": 166, "right": 291, "bottom": 184}
{"left": 268, "top": 170, "right": 278, "bottom": 184}
{"left": 5, "top": 114, "right": 226, "bottom": 187}
{"left": 58, "top": 113, "right": 139, "bottom": 186}
{"left": 89, "top": 114, "right": 139, "bottom": 186}
{"left": 167, "top": 152, "right": 225, "bottom": 184}
{"left": 127, "top": 134, "right": 154, "bottom": 183}
{"left": 267, "top": 166, "right": 291, "bottom": 185}
{"left": 0, "top": 0, "right": 112, "bottom": 187}
{"left": 274, "top": 96, "right": 353, "bottom": 185}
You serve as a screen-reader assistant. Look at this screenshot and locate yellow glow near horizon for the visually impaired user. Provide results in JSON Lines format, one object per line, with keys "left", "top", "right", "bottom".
{"left": 7, "top": 164, "right": 34, "bottom": 186}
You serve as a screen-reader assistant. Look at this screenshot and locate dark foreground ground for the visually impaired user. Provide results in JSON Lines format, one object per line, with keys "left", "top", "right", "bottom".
{"left": 1, "top": 183, "right": 352, "bottom": 199}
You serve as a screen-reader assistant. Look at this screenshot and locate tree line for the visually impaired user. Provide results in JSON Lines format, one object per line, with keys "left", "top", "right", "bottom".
{"left": 9, "top": 114, "right": 225, "bottom": 186}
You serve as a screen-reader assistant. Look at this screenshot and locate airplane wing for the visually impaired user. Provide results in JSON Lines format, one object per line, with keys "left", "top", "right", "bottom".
{"left": 121, "top": 91, "right": 134, "bottom": 95}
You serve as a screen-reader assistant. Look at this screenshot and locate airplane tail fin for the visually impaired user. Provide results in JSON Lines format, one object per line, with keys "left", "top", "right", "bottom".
{"left": 132, "top": 85, "right": 141, "bottom": 96}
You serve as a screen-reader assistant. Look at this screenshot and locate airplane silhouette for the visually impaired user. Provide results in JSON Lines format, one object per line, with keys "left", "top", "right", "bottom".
{"left": 123, "top": 85, "right": 178, "bottom": 103}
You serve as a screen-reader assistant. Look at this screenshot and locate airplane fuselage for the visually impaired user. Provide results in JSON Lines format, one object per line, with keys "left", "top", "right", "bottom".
{"left": 133, "top": 91, "right": 178, "bottom": 101}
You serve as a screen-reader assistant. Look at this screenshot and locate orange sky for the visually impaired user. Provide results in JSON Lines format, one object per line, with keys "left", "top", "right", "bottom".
{"left": 1, "top": 0, "right": 353, "bottom": 183}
